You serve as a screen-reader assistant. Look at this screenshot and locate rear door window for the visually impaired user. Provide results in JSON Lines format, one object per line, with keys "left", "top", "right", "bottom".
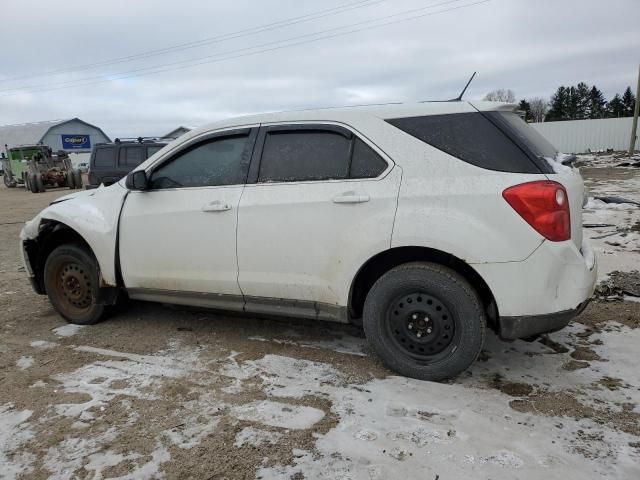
{"left": 256, "top": 128, "right": 387, "bottom": 183}
{"left": 93, "top": 147, "right": 115, "bottom": 168}
{"left": 258, "top": 130, "right": 351, "bottom": 182}
{"left": 119, "top": 147, "right": 145, "bottom": 167}
{"left": 387, "top": 113, "right": 543, "bottom": 173}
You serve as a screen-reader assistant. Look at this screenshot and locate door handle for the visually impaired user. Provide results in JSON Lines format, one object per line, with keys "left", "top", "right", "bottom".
{"left": 332, "top": 192, "right": 370, "bottom": 204}
{"left": 202, "top": 201, "right": 231, "bottom": 212}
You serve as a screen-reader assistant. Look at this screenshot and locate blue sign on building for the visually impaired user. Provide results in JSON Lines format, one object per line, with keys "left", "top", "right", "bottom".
{"left": 61, "top": 134, "right": 91, "bottom": 150}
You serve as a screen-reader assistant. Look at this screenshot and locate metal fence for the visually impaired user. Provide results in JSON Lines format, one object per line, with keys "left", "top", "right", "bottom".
{"left": 531, "top": 117, "right": 634, "bottom": 154}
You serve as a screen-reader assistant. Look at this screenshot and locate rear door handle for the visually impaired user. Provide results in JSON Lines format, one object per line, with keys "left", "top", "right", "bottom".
{"left": 333, "top": 192, "right": 370, "bottom": 204}
{"left": 202, "top": 201, "right": 231, "bottom": 212}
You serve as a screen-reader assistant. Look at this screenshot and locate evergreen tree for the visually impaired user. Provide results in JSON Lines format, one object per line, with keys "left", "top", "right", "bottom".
{"left": 622, "top": 86, "right": 636, "bottom": 116}
{"left": 575, "top": 82, "right": 591, "bottom": 119}
{"left": 518, "top": 99, "right": 532, "bottom": 121}
{"left": 588, "top": 86, "right": 607, "bottom": 119}
{"left": 608, "top": 94, "right": 625, "bottom": 118}
{"left": 546, "top": 86, "right": 568, "bottom": 121}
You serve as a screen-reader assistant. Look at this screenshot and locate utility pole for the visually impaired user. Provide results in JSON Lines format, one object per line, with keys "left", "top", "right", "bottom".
{"left": 629, "top": 64, "right": 640, "bottom": 156}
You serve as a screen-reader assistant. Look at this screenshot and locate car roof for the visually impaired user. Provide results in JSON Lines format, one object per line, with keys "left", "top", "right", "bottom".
{"left": 187, "top": 100, "right": 518, "bottom": 138}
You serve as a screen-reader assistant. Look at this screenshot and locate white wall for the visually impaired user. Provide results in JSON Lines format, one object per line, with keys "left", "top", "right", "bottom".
{"left": 531, "top": 117, "right": 635, "bottom": 154}
{"left": 42, "top": 119, "right": 110, "bottom": 153}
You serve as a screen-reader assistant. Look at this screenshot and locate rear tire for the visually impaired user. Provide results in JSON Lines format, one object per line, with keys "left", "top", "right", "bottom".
{"left": 4, "top": 174, "right": 16, "bottom": 188}
{"left": 35, "top": 174, "right": 45, "bottom": 192}
{"left": 73, "top": 170, "right": 83, "bottom": 189}
{"left": 363, "top": 262, "right": 485, "bottom": 381}
{"left": 44, "top": 243, "right": 107, "bottom": 325}
{"left": 29, "top": 174, "right": 39, "bottom": 193}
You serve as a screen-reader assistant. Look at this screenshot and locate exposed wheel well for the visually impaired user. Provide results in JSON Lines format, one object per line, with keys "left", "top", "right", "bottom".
{"left": 349, "top": 246, "right": 498, "bottom": 327}
{"left": 24, "top": 221, "right": 93, "bottom": 294}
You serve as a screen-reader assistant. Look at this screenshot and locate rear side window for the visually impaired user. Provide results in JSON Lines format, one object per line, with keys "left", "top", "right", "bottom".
{"left": 119, "top": 147, "right": 145, "bottom": 167}
{"left": 387, "top": 113, "right": 542, "bottom": 173}
{"left": 93, "top": 148, "right": 115, "bottom": 168}
{"left": 258, "top": 130, "right": 350, "bottom": 182}
{"left": 350, "top": 138, "right": 387, "bottom": 178}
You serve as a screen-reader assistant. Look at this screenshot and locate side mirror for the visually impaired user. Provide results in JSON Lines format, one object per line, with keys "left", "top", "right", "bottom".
{"left": 125, "top": 170, "right": 148, "bottom": 190}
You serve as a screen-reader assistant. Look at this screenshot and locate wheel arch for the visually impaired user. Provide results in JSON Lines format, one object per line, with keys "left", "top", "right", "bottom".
{"left": 349, "top": 246, "right": 498, "bottom": 327}
{"left": 24, "top": 220, "right": 109, "bottom": 295}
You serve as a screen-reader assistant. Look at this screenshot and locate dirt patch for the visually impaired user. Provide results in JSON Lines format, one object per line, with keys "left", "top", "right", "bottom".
{"left": 595, "top": 270, "right": 640, "bottom": 298}
{"left": 510, "top": 391, "right": 639, "bottom": 437}
{"left": 538, "top": 335, "right": 569, "bottom": 353}
{"left": 576, "top": 299, "right": 640, "bottom": 331}
{"left": 562, "top": 360, "right": 590, "bottom": 371}
{"left": 597, "top": 376, "right": 626, "bottom": 391}
{"left": 489, "top": 373, "right": 534, "bottom": 397}
{"left": 570, "top": 346, "right": 604, "bottom": 361}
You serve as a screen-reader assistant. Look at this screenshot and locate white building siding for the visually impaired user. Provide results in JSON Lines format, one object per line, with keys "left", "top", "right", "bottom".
{"left": 42, "top": 119, "right": 110, "bottom": 152}
{"left": 531, "top": 117, "right": 635, "bottom": 154}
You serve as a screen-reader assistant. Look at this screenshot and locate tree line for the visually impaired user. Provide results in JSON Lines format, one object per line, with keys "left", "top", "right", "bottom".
{"left": 484, "top": 84, "right": 637, "bottom": 123}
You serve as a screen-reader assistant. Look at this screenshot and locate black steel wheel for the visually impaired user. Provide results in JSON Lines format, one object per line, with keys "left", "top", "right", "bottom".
{"left": 363, "top": 262, "right": 485, "bottom": 381}
{"left": 386, "top": 292, "right": 458, "bottom": 363}
{"left": 44, "top": 244, "right": 107, "bottom": 325}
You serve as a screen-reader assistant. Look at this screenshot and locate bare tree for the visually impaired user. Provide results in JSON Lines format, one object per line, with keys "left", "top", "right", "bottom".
{"left": 483, "top": 89, "right": 516, "bottom": 103}
{"left": 528, "top": 97, "right": 548, "bottom": 123}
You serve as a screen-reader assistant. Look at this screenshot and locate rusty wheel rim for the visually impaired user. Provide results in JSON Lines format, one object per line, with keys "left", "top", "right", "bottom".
{"left": 54, "top": 261, "right": 93, "bottom": 314}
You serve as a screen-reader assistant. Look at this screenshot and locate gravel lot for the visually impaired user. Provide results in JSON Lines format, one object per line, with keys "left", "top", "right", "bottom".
{"left": 1, "top": 162, "right": 639, "bottom": 479}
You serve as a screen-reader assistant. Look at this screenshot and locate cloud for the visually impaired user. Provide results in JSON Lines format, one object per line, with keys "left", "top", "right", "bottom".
{"left": 0, "top": 0, "right": 638, "bottom": 138}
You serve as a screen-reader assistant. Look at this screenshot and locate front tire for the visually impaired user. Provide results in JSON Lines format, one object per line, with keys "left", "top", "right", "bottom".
{"left": 363, "top": 262, "right": 485, "bottom": 381}
{"left": 44, "top": 244, "right": 107, "bottom": 325}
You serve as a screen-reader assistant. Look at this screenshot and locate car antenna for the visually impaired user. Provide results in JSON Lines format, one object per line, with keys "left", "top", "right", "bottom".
{"left": 420, "top": 72, "right": 477, "bottom": 103}
{"left": 451, "top": 71, "right": 476, "bottom": 101}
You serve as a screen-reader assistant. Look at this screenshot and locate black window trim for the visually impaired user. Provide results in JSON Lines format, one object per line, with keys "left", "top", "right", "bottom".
{"left": 246, "top": 123, "right": 391, "bottom": 185}
{"left": 143, "top": 127, "right": 258, "bottom": 191}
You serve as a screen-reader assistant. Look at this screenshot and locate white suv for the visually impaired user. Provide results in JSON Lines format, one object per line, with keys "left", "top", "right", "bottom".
{"left": 20, "top": 101, "right": 597, "bottom": 380}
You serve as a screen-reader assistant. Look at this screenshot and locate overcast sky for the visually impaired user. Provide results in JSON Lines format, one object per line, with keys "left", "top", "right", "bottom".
{"left": 1, "top": 0, "right": 638, "bottom": 138}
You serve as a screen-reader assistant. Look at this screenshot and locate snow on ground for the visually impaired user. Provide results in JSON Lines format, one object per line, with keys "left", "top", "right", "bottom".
{"left": 579, "top": 154, "right": 640, "bottom": 279}
{"left": 52, "top": 324, "right": 85, "bottom": 337}
{"left": 1, "top": 155, "right": 639, "bottom": 478}
{"left": 0, "top": 405, "right": 35, "bottom": 479}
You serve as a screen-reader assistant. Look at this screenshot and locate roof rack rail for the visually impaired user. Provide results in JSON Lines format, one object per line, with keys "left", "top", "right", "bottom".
{"left": 113, "top": 136, "right": 173, "bottom": 143}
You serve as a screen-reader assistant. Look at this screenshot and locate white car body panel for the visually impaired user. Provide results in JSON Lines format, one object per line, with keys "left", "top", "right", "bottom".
{"left": 20, "top": 184, "right": 127, "bottom": 286}
{"left": 237, "top": 167, "right": 401, "bottom": 307}
{"left": 119, "top": 184, "right": 244, "bottom": 295}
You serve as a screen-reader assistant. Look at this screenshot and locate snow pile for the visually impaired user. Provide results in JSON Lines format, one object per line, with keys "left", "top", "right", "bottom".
{"left": 545, "top": 152, "right": 576, "bottom": 174}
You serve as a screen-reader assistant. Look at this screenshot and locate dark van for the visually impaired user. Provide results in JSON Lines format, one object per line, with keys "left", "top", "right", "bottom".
{"left": 86, "top": 138, "right": 167, "bottom": 189}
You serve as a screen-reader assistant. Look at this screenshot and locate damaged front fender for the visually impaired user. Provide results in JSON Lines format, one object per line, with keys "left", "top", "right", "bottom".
{"left": 20, "top": 182, "right": 129, "bottom": 288}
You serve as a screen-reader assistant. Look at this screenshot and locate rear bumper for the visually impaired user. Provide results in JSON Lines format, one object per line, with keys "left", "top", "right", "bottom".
{"left": 499, "top": 298, "right": 590, "bottom": 339}
{"left": 473, "top": 237, "right": 597, "bottom": 334}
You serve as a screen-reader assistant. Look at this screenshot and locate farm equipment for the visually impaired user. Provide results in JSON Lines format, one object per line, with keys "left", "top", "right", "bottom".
{"left": 2, "top": 144, "right": 82, "bottom": 193}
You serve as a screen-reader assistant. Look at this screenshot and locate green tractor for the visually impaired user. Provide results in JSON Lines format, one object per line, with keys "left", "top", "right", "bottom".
{"left": 2, "top": 144, "right": 83, "bottom": 193}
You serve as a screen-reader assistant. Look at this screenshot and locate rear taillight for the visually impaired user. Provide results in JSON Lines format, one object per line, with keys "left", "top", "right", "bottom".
{"left": 502, "top": 180, "right": 571, "bottom": 242}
